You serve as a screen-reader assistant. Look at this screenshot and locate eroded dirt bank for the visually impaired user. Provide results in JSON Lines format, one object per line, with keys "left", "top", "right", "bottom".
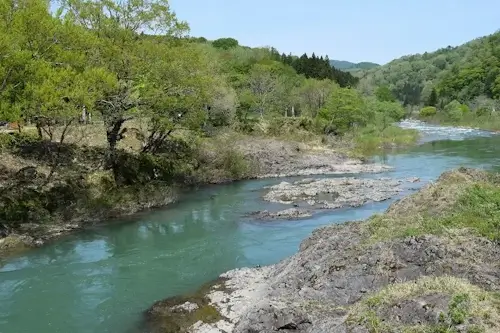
{"left": 146, "top": 168, "right": 500, "bottom": 333}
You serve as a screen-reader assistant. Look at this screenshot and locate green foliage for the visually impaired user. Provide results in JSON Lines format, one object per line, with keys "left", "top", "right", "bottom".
{"left": 367, "top": 99, "right": 406, "bottom": 123}
{"left": 420, "top": 106, "right": 438, "bottom": 117}
{"left": 316, "top": 88, "right": 368, "bottom": 134}
{"left": 360, "top": 31, "right": 500, "bottom": 106}
{"left": 218, "top": 148, "right": 249, "bottom": 179}
{"left": 444, "top": 100, "right": 465, "bottom": 122}
{"left": 353, "top": 120, "right": 419, "bottom": 155}
{"left": 375, "top": 85, "right": 396, "bottom": 102}
{"left": 448, "top": 293, "right": 471, "bottom": 325}
{"left": 427, "top": 88, "right": 438, "bottom": 106}
{"left": 0, "top": 132, "right": 41, "bottom": 152}
{"left": 294, "top": 79, "right": 337, "bottom": 118}
{"left": 212, "top": 38, "right": 239, "bottom": 50}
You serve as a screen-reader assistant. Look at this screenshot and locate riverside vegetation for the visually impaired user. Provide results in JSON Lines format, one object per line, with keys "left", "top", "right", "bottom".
{"left": 0, "top": 0, "right": 418, "bottom": 254}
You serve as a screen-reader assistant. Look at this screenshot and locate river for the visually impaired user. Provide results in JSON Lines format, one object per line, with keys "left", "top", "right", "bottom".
{"left": 1, "top": 120, "right": 499, "bottom": 333}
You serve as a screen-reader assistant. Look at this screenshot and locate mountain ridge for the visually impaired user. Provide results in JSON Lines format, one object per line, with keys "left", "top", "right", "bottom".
{"left": 329, "top": 60, "right": 380, "bottom": 72}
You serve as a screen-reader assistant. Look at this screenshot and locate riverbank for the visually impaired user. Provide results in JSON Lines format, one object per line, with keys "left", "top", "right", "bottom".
{"left": 420, "top": 113, "right": 500, "bottom": 133}
{"left": 147, "top": 167, "right": 500, "bottom": 333}
{"left": 0, "top": 130, "right": 395, "bottom": 258}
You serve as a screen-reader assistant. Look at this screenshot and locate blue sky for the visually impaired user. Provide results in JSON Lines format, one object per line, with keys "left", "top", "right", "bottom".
{"left": 169, "top": 0, "right": 500, "bottom": 64}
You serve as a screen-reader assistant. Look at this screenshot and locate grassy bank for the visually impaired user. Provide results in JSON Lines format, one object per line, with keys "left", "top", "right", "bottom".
{"left": 367, "top": 167, "right": 500, "bottom": 243}
{"left": 422, "top": 113, "right": 500, "bottom": 132}
{"left": 352, "top": 167, "right": 500, "bottom": 333}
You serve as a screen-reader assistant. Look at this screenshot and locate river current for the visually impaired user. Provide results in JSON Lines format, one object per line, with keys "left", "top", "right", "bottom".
{"left": 1, "top": 120, "right": 499, "bottom": 333}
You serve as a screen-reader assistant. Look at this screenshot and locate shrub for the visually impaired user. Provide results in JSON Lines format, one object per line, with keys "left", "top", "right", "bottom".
{"left": 459, "top": 104, "right": 470, "bottom": 114}
{"left": 420, "top": 106, "right": 437, "bottom": 117}
{"left": 444, "top": 100, "right": 464, "bottom": 122}
{"left": 0, "top": 132, "right": 41, "bottom": 152}
{"left": 475, "top": 107, "right": 490, "bottom": 117}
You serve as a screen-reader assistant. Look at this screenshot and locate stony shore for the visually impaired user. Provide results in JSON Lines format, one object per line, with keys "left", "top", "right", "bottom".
{"left": 146, "top": 168, "right": 500, "bottom": 333}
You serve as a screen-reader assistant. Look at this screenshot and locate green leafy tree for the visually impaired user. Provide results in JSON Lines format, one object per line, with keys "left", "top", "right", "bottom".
{"left": 316, "top": 88, "right": 368, "bottom": 134}
{"left": 212, "top": 38, "right": 239, "bottom": 50}
{"left": 295, "top": 79, "right": 337, "bottom": 117}
{"left": 375, "top": 85, "right": 396, "bottom": 102}
{"left": 444, "top": 100, "right": 464, "bottom": 122}
{"left": 247, "top": 63, "right": 284, "bottom": 116}
{"left": 136, "top": 42, "right": 224, "bottom": 153}
{"left": 59, "top": 0, "right": 189, "bottom": 181}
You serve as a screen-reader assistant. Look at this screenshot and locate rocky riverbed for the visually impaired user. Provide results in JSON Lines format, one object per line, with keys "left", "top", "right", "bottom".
{"left": 249, "top": 177, "right": 420, "bottom": 221}
{"left": 146, "top": 169, "right": 500, "bottom": 333}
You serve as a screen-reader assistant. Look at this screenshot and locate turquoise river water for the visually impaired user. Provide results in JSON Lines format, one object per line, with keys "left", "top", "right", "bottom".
{"left": 1, "top": 120, "right": 500, "bottom": 333}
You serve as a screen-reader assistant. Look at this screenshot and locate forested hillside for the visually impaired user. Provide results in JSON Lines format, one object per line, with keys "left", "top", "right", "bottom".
{"left": 359, "top": 32, "right": 500, "bottom": 110}
{"left": 0, "top": 0, "right": 415, "bottom": 234}
{"left": 330, "top": 60, "right": 380, "bottom": 72}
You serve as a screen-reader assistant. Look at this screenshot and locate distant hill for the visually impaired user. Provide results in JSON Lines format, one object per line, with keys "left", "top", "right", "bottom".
{"left": 358, "top": 31, "right": 500, "bottom": 106}
{"left": 329, "top": 60, "right": 380, "bottom": 72}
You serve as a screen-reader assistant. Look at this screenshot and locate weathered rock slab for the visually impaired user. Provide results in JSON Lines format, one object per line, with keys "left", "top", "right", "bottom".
{"left": 263, "top": 177, "right": 403, "bottom": 208}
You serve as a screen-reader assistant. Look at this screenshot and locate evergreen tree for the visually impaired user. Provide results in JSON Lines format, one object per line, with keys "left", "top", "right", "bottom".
{"left": 427, "top": 88, "right": 438, "bottom": 106}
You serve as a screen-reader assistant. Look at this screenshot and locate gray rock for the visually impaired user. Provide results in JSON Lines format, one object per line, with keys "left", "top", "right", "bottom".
{"left": 249, "top": 208, "right": 313, "bottom": 220}
{"left": 263, "top": 177, "right": 402, "bottom": 209}
{"left": 171, "top": 301, "right": 199, "bottom": 312}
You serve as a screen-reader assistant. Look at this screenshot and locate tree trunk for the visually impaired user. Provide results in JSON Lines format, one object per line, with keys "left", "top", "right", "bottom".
{"left": 106, "top": 118, "right": 127, "bottom": 184}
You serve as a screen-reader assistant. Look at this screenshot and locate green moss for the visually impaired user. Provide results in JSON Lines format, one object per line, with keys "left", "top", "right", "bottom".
{"left": 192, "top": 304, "right": 221, "bottom": 323}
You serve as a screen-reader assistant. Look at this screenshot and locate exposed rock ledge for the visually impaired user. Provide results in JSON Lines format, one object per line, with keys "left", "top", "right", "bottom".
{"left": 146, "top": 169, "right": 500, "bottom": 333}
{"left": 147, "top": 223, "right": 500, "bottom": 333}
{"left": 263, "top": 177, "right": 403, "bottom": 208}
{"left": 250, "top": 177, "right": 420, "bottom": 221}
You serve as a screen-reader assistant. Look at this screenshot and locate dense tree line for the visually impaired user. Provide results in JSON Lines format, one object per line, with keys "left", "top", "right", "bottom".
{"left": 0, "top": 0, "right": 405, "bottom": 184}
{"left": 0, "top": 0, "right": 414, "bottom": 229}
{"left": 359, "top": 31, "right": 500, "bottom": 111}
{"left": 269, "top": 49, "right": 359, "bottom": 87}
